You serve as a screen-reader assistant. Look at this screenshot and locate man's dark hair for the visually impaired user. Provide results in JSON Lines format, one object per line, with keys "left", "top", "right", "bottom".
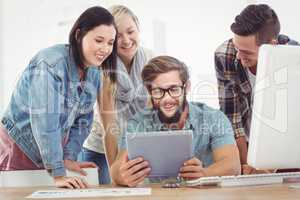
{"left": 231, "top": 4, "right": 280, "bottom": 45}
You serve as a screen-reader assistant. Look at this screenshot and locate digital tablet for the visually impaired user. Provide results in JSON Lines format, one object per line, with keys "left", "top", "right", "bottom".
{"left": 126, "top": 130, "right": 193, "bottom": 178}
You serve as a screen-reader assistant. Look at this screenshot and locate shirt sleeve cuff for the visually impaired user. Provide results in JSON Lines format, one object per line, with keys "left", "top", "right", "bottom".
{"left": 234, "top": 128, "right": 246, "bottom": 138}
{"left": 63, "top": 151, "right": 77, "bottom": 161}
{"left": 211, "top": 135, "right": 236, "bottom": 150}
{"left": 47, "top": 166, "right": 66, "bottom": 177}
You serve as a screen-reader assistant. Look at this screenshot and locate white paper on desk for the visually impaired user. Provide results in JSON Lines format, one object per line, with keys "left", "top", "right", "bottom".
{"left": 26, "top": 188, "right": 152, "bottom": 199}
{"left": 289, "top": 184, "right": 300, "bottom": 189}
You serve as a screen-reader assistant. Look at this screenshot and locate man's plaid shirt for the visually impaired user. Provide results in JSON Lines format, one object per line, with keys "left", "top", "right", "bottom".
{"left": 214, "top": 35, "right": 298, "bottom": 139}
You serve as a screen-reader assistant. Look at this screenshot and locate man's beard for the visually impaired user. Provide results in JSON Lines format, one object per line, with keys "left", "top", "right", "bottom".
{"left": 152, "top": 95, "right": 187, "bottom": 124}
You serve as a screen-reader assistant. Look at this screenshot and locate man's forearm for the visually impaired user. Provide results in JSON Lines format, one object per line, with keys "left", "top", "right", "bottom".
{"left": 204, "top": 145, "right": 241, "bottom": 177}
{"left": 204, "top": 157, "right": 241, "bottom": 177}
{"left": 236, "top": 136, "right": 248, "bottom": 165}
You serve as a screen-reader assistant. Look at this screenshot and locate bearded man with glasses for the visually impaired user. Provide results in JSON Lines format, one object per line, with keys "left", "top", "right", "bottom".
{"left": 111, "top": 56, "right": 241, "bottom": 187}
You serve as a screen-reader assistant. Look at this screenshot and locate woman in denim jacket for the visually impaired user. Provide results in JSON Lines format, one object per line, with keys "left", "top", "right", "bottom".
{"left": 0, "top": 6, "right": 117, "bottom": 189}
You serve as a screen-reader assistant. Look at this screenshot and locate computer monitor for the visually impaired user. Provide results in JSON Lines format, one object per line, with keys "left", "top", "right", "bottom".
{"left": 247, "top": 44, "right": 300, "bottom": 169}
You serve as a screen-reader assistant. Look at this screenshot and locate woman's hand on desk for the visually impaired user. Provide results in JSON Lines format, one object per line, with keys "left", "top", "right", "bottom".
{"left": 179, "top": 157, "right": 206, "bottom": 180}
{"left": 52, "top": 160, "right": 97, "bottom": 189}
{"left": 118, "top": 152, "right": 151, "bottom": 187}
{"left": 53, "top": 176, "right": 88, "bottom": 189}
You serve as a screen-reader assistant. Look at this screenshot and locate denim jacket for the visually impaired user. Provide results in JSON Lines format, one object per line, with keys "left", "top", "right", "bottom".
{"left": 1, "top": 44, "right": 101, "bottom": 177}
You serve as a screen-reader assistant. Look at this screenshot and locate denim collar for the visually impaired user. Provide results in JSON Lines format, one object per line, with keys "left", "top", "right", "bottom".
{"left": 66, "top": 45, "right": 101, "bottom": 100}
{"left": 65, "top": 45, "right": 79, "bottom": 83}
{"left": 66, "top": 45, "right": 101, "bottom": 82}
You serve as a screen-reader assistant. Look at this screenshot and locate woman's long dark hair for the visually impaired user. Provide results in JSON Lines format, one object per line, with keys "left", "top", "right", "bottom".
{"left": 69, "top": 6, "right": 117, "bottom": 83}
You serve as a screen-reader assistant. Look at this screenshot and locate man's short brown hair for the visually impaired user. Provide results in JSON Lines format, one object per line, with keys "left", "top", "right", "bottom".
{"left": 141, "top": 56, "right": 189, "bottom": 89}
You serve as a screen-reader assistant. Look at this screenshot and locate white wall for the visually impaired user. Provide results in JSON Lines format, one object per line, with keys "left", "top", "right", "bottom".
{"left": 256, "top": 0, "right": 300, "bottom": 41}
{"left": 1, "top": 0, "right": 300, "bottom": 116}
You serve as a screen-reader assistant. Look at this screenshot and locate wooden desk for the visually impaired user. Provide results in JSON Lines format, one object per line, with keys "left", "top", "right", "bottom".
{"left": 1, "top": 183, "right": 300, "bottom": 200}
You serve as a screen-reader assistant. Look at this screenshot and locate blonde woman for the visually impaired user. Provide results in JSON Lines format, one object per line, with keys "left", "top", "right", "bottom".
{"left": 82, "top": 5, "right": 153, "bottom": 184}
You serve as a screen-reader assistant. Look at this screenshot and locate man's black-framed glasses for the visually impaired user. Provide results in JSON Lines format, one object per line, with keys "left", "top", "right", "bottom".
{"left": 150, "top": 84, "right": 185, "bottom": 99}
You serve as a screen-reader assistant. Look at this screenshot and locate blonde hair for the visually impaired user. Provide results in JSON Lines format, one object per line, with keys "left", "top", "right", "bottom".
{"left": 108, "top": 5, "right": 139, "bottom": 30}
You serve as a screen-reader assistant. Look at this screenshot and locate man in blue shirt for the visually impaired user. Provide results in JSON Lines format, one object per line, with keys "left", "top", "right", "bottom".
{"left": 111, "top": 56, "right": 241, "bottom": 187}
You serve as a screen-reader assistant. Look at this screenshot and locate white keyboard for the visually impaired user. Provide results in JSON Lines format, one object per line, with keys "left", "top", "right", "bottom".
{"left": 183, "top": 172, "right": 300, "bottom": 187}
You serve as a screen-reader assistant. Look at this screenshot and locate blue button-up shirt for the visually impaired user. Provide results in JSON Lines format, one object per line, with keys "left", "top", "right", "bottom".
{"left": 120, "top": 102, "right": 235, "bottom": 168}
{"left": 1, "top": 44, "right": 101, "bottom": 177}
